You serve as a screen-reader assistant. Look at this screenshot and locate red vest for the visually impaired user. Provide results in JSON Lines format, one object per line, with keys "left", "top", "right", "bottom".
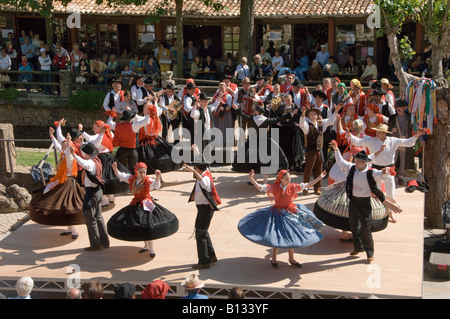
{"left": 112, "top": 122, "right": 137, "bottom": 149}
{"left": 203, "top": 170, "right": 221, "bottom": 205}
{"left": 128, "top": 175, "right": 152, "bottom": 206}
{"left": 280, "top": 82, "right": 293, "bottom": 94}
{"left": 363, "top": 114, "right": 384, "bottom": 137}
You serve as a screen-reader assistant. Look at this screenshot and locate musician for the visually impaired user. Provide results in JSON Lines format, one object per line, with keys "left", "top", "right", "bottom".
{"left": 182, "top": 81, "right": 198, "bottom": 146}
{"left": 190, "top": 93, "right": 218, "bottom": 150}
{"left": 103, "top": 78, "right": 125, "bottom": 111}
{"left": 251, "top": 74, "right": 273, "bottom": 103}
{"left": 131, "top": 75, "right": 145, "bottom": 104}
{"left": 177, "top": 78, "right": 200, "bottom": 100}
{"left": 159, "top": 82, "right": 181, "bottom": 144}
{"left": 135, "top": 78, "right": 158, "bottom": 115}
{"left": 288, "top": 79, "right": 307, "bottom": 110}
{"left": 211, "top": 82, "right": 234, "bottom": 147}
{"left": 236, "top": 77, "right": 261, "bottom": 136}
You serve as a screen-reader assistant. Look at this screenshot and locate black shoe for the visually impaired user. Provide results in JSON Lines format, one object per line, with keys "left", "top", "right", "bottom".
{"left": 71, "top": 234, "right": 79, "bottom": 240}
{"left": 289, "top": 262, "right": 303, "bottom": 268}
{"left": 210, "top": 256, "right": 218, "bottom": 263}
{"left": 150, "top": 253, "right": 156, "bottom": 258}
{"left": 270, "top": 261, "right": 279, "bottom": 268}
{"left": 139, "top": 248, "right": 149, "bottom": 254}
{"left": 60, "top": 231, "right": 71, "bottom": 236}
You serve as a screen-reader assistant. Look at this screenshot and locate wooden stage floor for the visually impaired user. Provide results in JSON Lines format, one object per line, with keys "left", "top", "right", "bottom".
{"left": 0, "top": 171, "right": 424, "bottom": 299}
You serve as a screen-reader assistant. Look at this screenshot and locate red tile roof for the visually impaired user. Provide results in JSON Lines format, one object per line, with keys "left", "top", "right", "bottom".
{"left": 0, "top": 0, "right": 374, "bottom": 19}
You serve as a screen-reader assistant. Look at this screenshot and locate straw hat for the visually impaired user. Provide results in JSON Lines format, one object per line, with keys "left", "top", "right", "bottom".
{"left": 183, "top": 273, "right": 205, "bottom": 290}
{"left": 380, "top": 78, "right": 394, "bottom": 89}
{"left": 371, "top": 123, "right": 392, "bottom": 134}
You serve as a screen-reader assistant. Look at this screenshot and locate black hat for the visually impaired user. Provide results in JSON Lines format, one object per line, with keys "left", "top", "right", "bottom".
{"left": 120, "top": 110, "right": 137, "bottom": 121}
{"left": 395, "top": 99, "right": 408, "bottom": 108}
{"left": 369, "top": 87, "right": 385, "bottom": 96}
{"left": 355, "top": 150, "right": 372, "bottom": 162}
{"left": 221, "top": 74, "right": 233, "bottom": 81}
{"left": 199, "top": 92, "right": 209, "bottom": 100}
{"left": 81, "top": 142, "right": 99, "bottom": 157}
{"left": 165, "top": 82, "right": 176, "bottom": 90}
{"left": 186, "top": 82, "right": 197, "bottom": 90}
{"left": 68, "top": 128, "right": 83, "bottom": 140}
{"left": 114, "top": 283, "right": 136, "bottom": 299}
{"left": 312, "top": 90, "right": 328, "bottom": 100}
{"left": 144, "top": 78, "right": 157, "bottom": 86}
{"left": 135, "top": 74, "right": 145, "bottom": 81}
{"left": 112, "top": 78, "right": 121, "bottom": 84}
{"left": 255, "top": 74, "right": 265, "bottom": 81}
{"left": 292, "top": 79, "right": 302, "bottom": 87}
{"left": 370, "top": 81, "right": 382, "bottom": 90}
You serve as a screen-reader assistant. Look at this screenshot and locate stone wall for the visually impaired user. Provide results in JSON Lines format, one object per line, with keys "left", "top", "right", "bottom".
{"left": 0, "top": 123, "right": 15, "bottom": 172}
{"left": 0, "top": 93, "right": 104, "bottom": 145}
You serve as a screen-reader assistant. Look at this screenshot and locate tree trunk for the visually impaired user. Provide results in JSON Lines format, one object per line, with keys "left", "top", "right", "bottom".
{"left": 386, "top": 30, "right": 417, "bottom": 96}
{"left": 175, "top": 0, "right": 184, "bottom": 79}
{"left": 45, "top": 15, "right": 53, "bottom": 49}
{"left": 238, "top": 0, "right": 255, "bottom": 61}
{"left": 423, "top": 87, "right": 450, "bottom": 228}
{"left": 430, "top": 36, "right": 448, "bottom": 87}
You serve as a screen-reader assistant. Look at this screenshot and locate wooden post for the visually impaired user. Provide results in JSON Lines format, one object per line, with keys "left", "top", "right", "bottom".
{"left": 59, "top": 69, "right": 72, "bottom": 99}
{"left": 328, "top": 18, "right": 336, "bottom": 57}
{"left": 415, "top": 23, "right": 424, "bottom": 56}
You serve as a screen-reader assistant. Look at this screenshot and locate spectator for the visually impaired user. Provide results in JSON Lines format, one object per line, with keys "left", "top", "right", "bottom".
{"left": 42, "top": 43, "right": 53, "bottom": 60}
{"left": 305, "top": 30, "right": 316, "bottom": 52}
{"left": 315, "top": 44, "right": 329, "bottom": 68}
{"left": 83, "top": 281, "right": 103, "bottom": 299}
{"left": 3, "top": 32, "right": 17, "bottom": 50}
{"left": 250, "top": 54, "right": 263, "bottom": 81}
{"left": 53, "top": 47, "right": 67, "bottom": 71}
{"left": 0, "top": 48, "right": 12, "bottom": 73}
{"left": 201, "top": 55, "right": 217, "bottom": 80}
{"left": 280, "top": 45, "right": 290, "bottom": 66}
{"left": 114, "top": 283, "right": 136, "bottom": 299}
{"left": 21, "top": 36, "right": 36, "bottom": 65}
{"left": 360, "top": 56, "right": 378, "bottom": 81}
{"left": 120, "top": 65, "right": 133, "bottom": 86}
{"left": 66, "top": 288, "right": 82, "bottom": 299}
{"left": 157, "top": 42, "right": 172, "bottom": 73}
{"left": 326, "top": 56, "right": 340, "bottom": 77}
{"left": 309, "top": 42, "right": 321, "bottom": 62}
{"left": 307, "top": 60, "right": 324, "bottom": 81}
{"left": 266, "top": 40, "right": 276, "bottom": 57}
{"left": 259, "top": 46, "right": 272, "bottom": 62}
{"left": 19, "top": 55, "right": 33, "bottom": 91}
{"left": 120, "top": 48, "right": 131, "bottom": 59}
{"left": 19, "top": 30, "right": 27, "bottom": 45}
{"left": 271, "top": 49, "right": 284, "bottom": 76}
{"left": 234, "top": 57, "right": 250, "bottom": 82}
{"left": 170, "top": 38, "right": 181, "bottom": 77}
{"left": 222, "top": 58, "right": 236, "bottom": 78}
{"left": 181, "top": 273, "right": 208, "bottom": 299}
{"left": 228, "top": 287, "right": 245, "bottom": 299}
{"left": 141, "top": 280, "right": 170, "bottom": 299}
{"left": 198, "top": 38, "right": 214, "bottom": 60}
{"left": 38, "top": 48, "right": 53, "bottom": 94}
{"left": 130, "top": 53, "right": 143, "bottom": 74}
{"left": 337, "top": 48, "right": 349, "bottom": 69}
{"left": 9, "top": 276, "right": 33, "bottom": 299}
{"left": 70, "top": 43, "right": 84, "bottom": 73}
{"left": 417, "top": 57, "right": 432, "bottom": 78}
{"left": 107, "top": 54, "right": 119, "bottom": 74}
{"left": 91, "top": 58, "right": 108, "bottom": 89}
{"left": 345, "top": 55, "right": 359, "bottom": 73}
{"left": 184, "top": 40, "right": 198, "bottom": 61}
{"left": 293, "top": 49, "right": 309, "bottom": 81}
{"left": 5, "top": 41, "right": 18, "bottom": 71}
{"left": 76, "top": 58, "right": 90, "bottom": 84}
{"left": 32, "top": 34, "right": 41, "bottom": 50}
{"left": 144, "top": 56, "right": 160, "bottom": 81}
{"left": 190, "top": 55, "right": 202, "bottom": 79}
{"left": 220, "top": 52, "right": 232, "bottom": 75}
{"left": 261, "top": 57, "right": 273, "bottom": 78}
{"left": 55, "top": 41, "right": 70, "bottom": 62}
{"left": 153, "top": 40, "right": 161, "bottom": 59}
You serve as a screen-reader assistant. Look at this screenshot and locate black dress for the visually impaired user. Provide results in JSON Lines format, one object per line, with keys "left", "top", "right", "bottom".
{"left": 232, "top": 109, "right": 290, "bottom": 174}
{"left": 98, "top": 152, "right": 132, "bottom": 195}
{"left": 137, "top": 135, "right": 182, "bottom": 174}
{"left": 277, "top": 105, "right": 305, "bottom": 171}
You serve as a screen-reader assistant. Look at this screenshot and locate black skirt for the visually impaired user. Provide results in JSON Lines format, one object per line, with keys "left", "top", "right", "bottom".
{"left": 98, "top": 152, "right": 131, "bottom": 195}
{"left": 232, "top": 135, "right": 289, "bottom": 174}
{"left": 107, "top": 201, "right": 179, "bottom": 241}
{"left": 278, "top": 125, "right": 305, "bottom": 171}
{"left": 29, "top": 177, "right": 86, "bottom": 226}
{"left": 137, "top": 136, "right": 182, "bottom": 174}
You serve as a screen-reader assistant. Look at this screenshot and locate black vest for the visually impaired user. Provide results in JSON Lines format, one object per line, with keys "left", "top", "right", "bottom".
{"left": 380, "top": 102, "right": 391, "bottom": 118}
{"left": 109, "top": 92, "right": 117, "bottom": 109}
{"left": 345, "top": 166, "right": 385, "bottom": 202}
{"left": 188, "top": 181, "right": 219, "bottom": 211}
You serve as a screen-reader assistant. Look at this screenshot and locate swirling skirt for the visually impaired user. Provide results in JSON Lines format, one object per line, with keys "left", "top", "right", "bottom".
{"left": 313, "top": 182, "right": 389, "bottom": 232}
{"left": 238, "top": 203, "right": 323, "bottom": 248}
{"left": 107, "top": 202, "right": 179, "bottom": 241}
{"left": 137, "top": 136, "right": 182, "bottom": 174}
{"left": 98, "top": 152, "right": 131, "bottom": 195}
{"left": 29, "top": 177, "right": 86, "bottom": 226}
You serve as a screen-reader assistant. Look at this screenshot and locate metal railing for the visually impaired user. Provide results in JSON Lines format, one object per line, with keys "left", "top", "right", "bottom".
{"left": 0, "top": 137, "right": 57, "bottom": 182}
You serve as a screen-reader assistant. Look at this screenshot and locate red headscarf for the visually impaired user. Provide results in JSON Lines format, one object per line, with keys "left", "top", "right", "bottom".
{"left": 95, "top": 120, "right": 114, "bottom": 152}
{"left": 141, "top": 280, "right": 170, "bottom": 299}
{"left": 367, "top": 103, "right": 380, "bottom": 114}
{"left": 134, "top": 162, "right": 147, "bottom": 175}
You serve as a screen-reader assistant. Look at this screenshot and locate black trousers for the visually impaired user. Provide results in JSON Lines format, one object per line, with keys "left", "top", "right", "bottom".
{"left": 349, "top": 197, "right": 374, "bottom": 258}
{"left": 115, "top": 147, "right": 138, "bottom": 173}
{"left": 182, "top": 115, "right": 195, "bottom": 146}
{"left": 161, "top": 113, "right": 181, "bottom": 144}
{"left": 195, "top": 204, "right": 216, "bottom": 265}
{"left": 83, "top": 187, "right": 110, "bottom": 248}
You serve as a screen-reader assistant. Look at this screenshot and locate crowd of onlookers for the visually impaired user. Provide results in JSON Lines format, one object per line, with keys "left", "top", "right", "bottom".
{"left": 0, "top": 276, "right": 378, "bottom": 299}
{"left": 0, "top": 29, "right": 449, "bottom": 95}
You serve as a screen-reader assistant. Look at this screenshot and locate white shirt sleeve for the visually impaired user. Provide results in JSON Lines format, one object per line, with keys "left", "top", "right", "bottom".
{"left": 334, "top": 148, "right": 352, "bottom": 174}
{"left": 322, "top": 112, "right": 337, "bottom": 131}
{"left": 56, "top": 125, "right": 66, "bottom": 144}
{"left": 103, "top": 93, "right": 111, "bottom": 111}
{"left": 107, "top": 116, "right": 116, "bottom": 131}
{"left": 50, "top": 135, "right": 62, "bottom": 153}
{"left": 190, "top": 107, "right": 200, "bottom": 120}
{"left": 73, "top": 154, "right": 96, "bottom": 173}
{"left": 184, "top": 96, "right": 194, "bottom": 113}
{"left": 392, "top": 135, "right": 418, "bottom": 149}
{"left": 116, "top": 171, "right": 132, "bottom": 183}
{"left": 82, "top": 132, "right": 98, "bottom": 143}
{"left": 199, "top": 175, "right": 212, "bottom": 192}
{"left": 371, "top": 168, "right": 388, "bottom": 183}
{"left": 347, "top": 133, "right": 372, "bottom": 149}
{"left": 131, "top": 115, "right": 151, "bottom": 133}
{"left": 149, "top": 177, "right": 161, "bottom": 190}
{"left": 299, "top": 116, "right": 310, "bottom": 135}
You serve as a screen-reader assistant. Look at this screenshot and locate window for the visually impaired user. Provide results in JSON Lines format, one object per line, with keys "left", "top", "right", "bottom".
{"left": 99, "top": 24, "right": 119, "bottom": 56}
{"left": 52, "top": 18, "right": 70, "bottom": 50}
{"left": 223, "top": 26, "right": 239, "bottom": 59}
{"left": 336, "top": 24, "right": 374, "bottom": 65}
{"left": 259, "top": 24, "right": 292, "bottom": 67}
{"left": 137, "top": 24, "right": 156, "bottom": 55}
{"left": 0, "top": 17, "right": 15, "bottom": 42}
{"left": 164, "top": 25, "right": 176, "bottom": 43}
{"left": 78, "top": 24, "right": 98, "bottom": 57}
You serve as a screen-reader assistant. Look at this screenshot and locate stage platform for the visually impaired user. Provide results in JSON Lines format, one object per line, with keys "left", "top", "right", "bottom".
{"left": 0, "top": 171, "right": 424, "bottom": 299}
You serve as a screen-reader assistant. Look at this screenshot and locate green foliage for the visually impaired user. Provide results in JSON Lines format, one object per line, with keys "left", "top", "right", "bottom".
{"left": 399, "top": 36, "right": 416, "bottom": 60}
{"left": 0, "top": 87, "right": 20, "bottom": 103}
{"left": 68, "top": 89, "right": 105, "bottom": 113}
{"left": 373, "top": 0, "right": 418, "bottom": 36}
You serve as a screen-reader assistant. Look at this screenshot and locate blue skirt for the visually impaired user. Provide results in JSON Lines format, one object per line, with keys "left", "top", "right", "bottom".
{"left": 238, "top": 203, "right": 324, "bottom": 248}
